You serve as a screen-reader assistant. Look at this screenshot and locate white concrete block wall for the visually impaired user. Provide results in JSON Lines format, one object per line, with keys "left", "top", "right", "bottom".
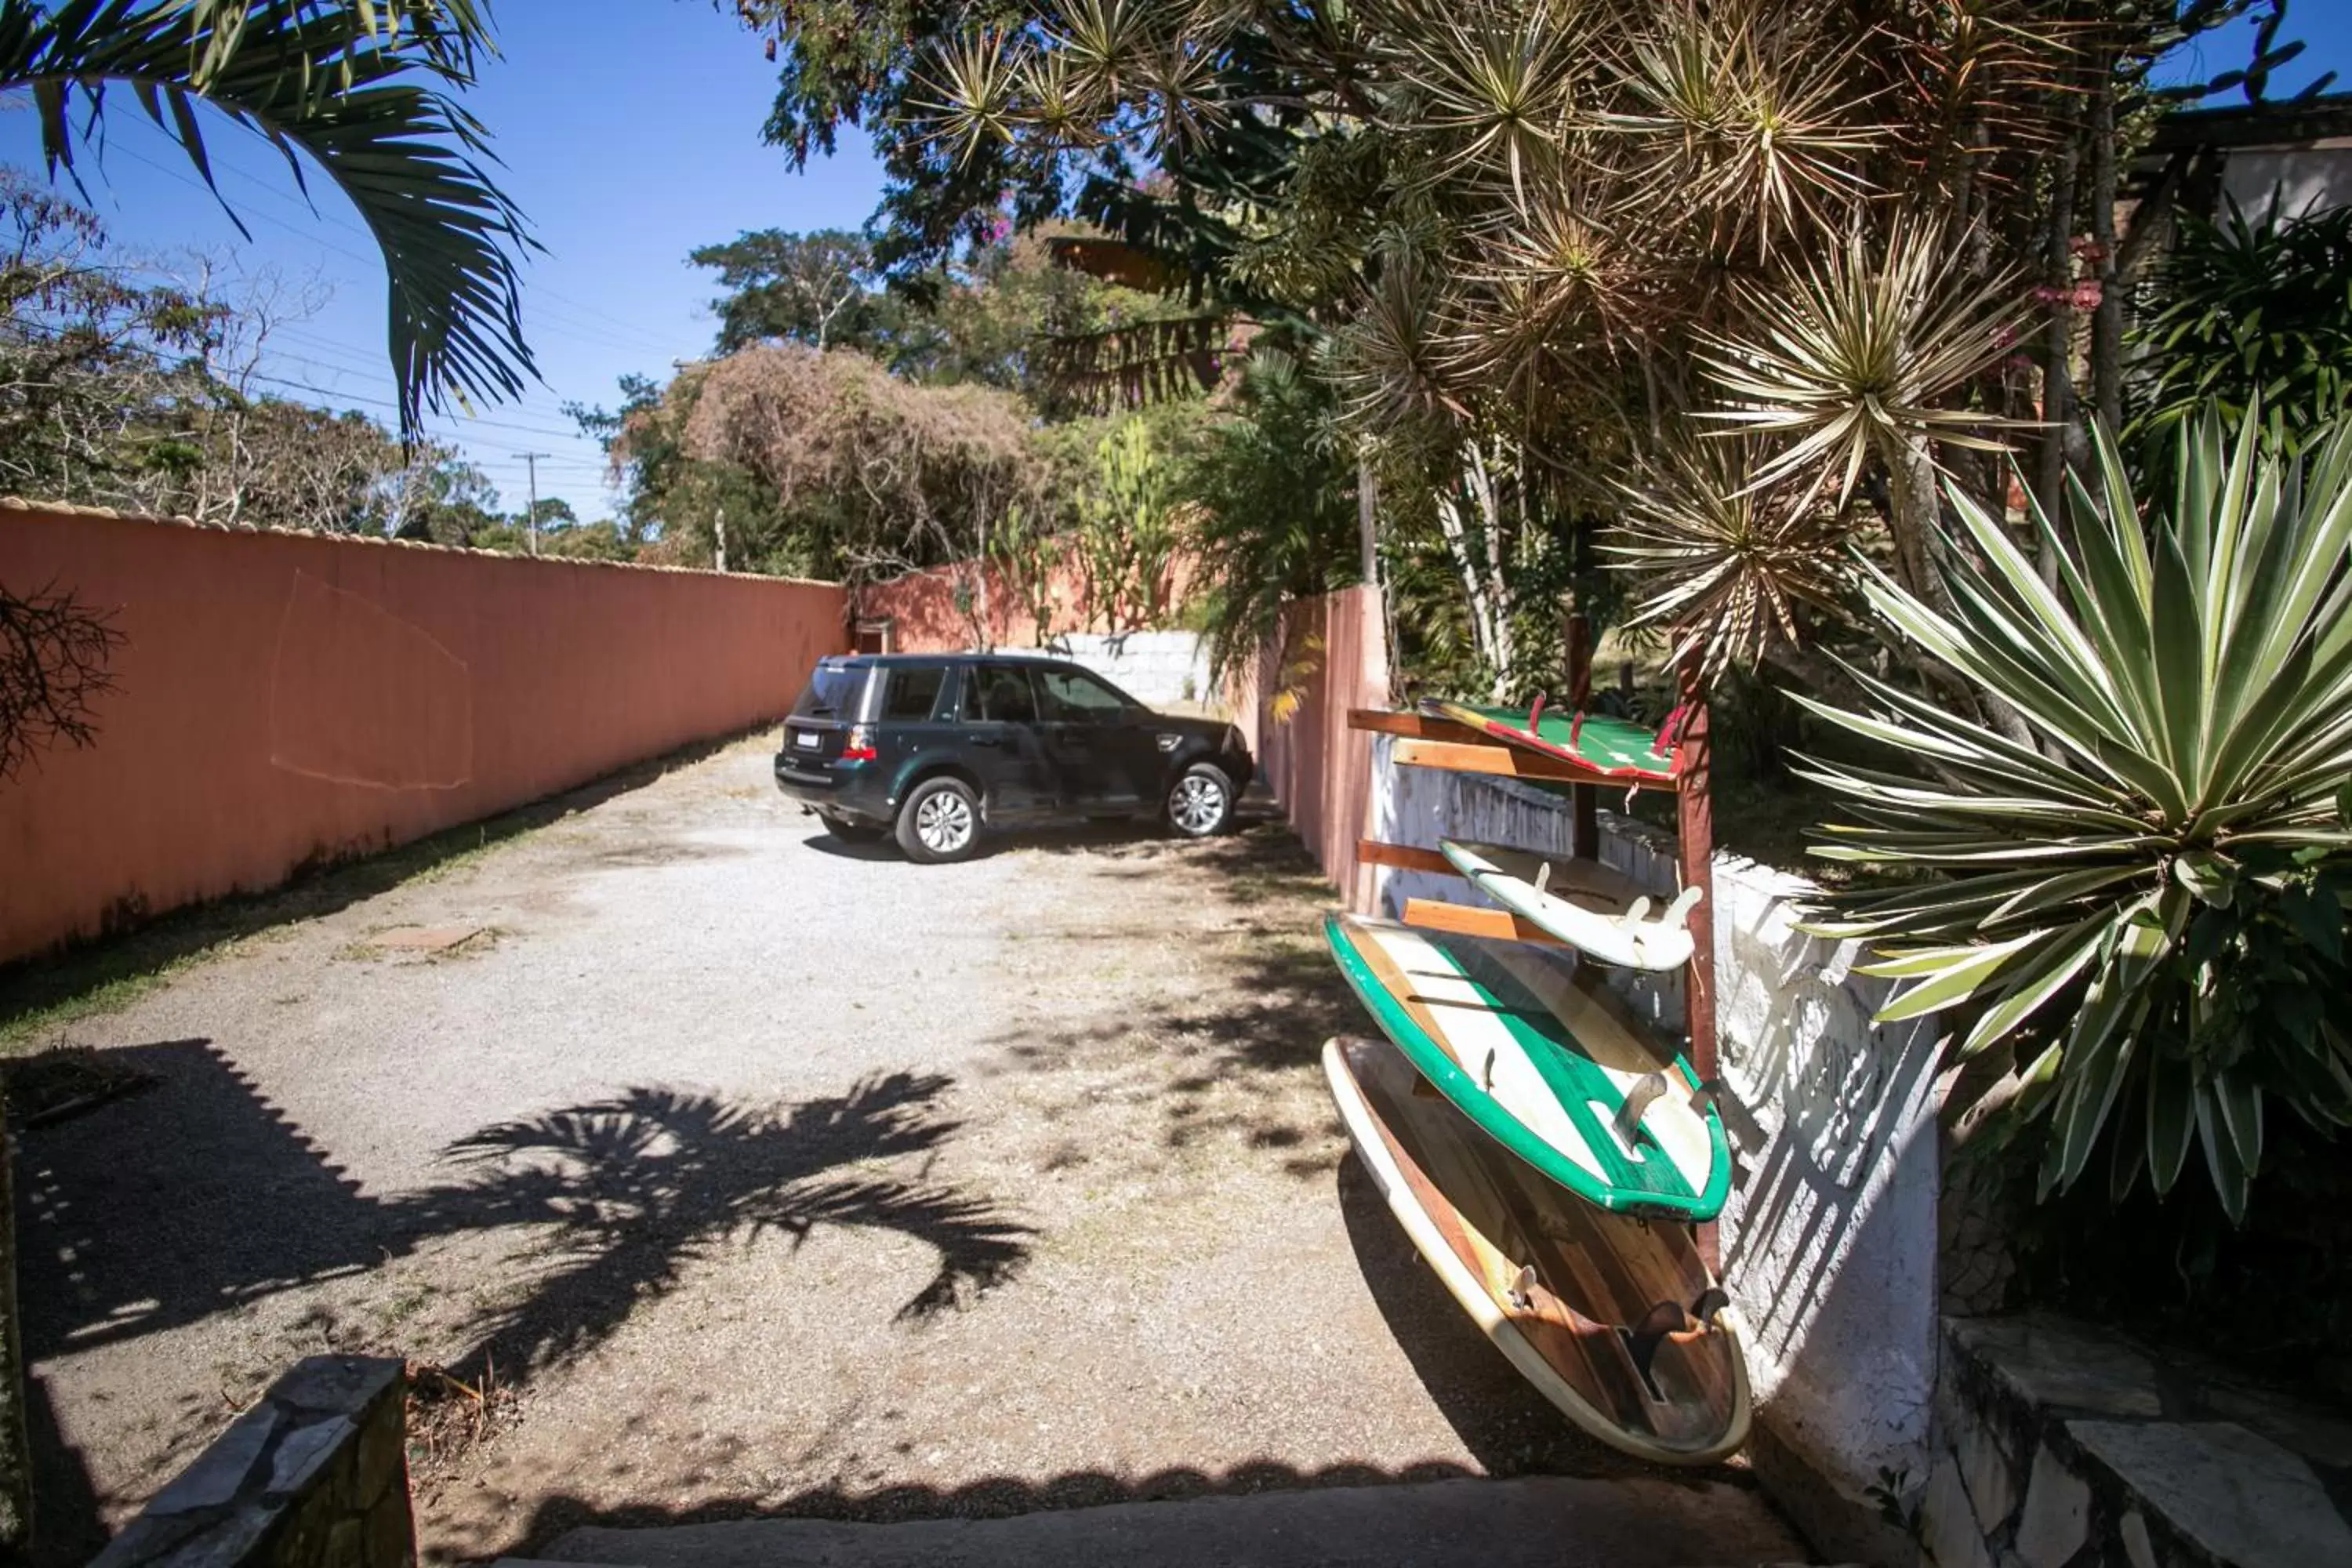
{"left": 1030, "top": 630, "right": 1214, "bottom": 710}
{"left": 1364, "top": 736, "right": 1938, "bottom": 1551}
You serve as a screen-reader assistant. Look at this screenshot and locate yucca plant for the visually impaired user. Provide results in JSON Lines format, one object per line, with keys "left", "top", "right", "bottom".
{"left": 1798, "top": 408, "right": 2352, "bottom": 1221}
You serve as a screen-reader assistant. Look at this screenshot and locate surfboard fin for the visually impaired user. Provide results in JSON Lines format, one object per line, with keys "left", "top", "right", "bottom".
{"left": 1623, "top": 1299, "right": 1689, "bottom": 1399}
{"left": 1613, "top": 1071, "right": 1668, "bottom": 1146}
{"left": 1662, "top": 884, "right": 1703, "bottom": 931}
{"left": 1533, "top": 861, "right": 1552, "bottom": 896}
{"left": 1615, "top": 895, "right": 1653, "bottom": 930}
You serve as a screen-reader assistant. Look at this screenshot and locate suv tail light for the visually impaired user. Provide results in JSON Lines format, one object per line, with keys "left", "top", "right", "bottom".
{"left": 842, "top": 724, "right": 878, "bottom": 762}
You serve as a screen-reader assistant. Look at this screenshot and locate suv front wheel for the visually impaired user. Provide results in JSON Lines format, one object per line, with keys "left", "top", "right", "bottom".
{"left": 1165, "top": 763, "right": 1236, "bottom": 839}
{"left": 898, "top": 776, "right": 982, "bottom": 864}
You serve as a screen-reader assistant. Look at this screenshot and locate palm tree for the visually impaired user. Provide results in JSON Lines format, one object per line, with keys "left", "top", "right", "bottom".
{"left": 0, "top": 0, "right": 536, "bottom": 434}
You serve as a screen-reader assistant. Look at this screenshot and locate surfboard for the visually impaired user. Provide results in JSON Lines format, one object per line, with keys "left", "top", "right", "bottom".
{"left": 1422, "top": 698, "right": 1678, "bottom": 786}
{"left": 1324, "top": 1035, "right": 1751, "bottom": 1465}
{"left": 1438, "top": 840, "right": 1700, "bottom": 973}
{"left": 1324, "top": 914, "right": 1730, "bottom": 1221}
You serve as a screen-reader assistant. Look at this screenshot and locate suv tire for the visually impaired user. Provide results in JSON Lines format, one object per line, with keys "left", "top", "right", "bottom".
{"left": 898, "top": 776, "right": 982, "bottom": 864}
{"left": 1165, "top": 762, "right": 1236, "bottom": 839}
{"left": 818, "top": 811, "right": 885, "bottom": 844}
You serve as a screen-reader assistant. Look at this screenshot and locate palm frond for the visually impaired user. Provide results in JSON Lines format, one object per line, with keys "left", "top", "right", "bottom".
{"left": 2, "top": 0, "right": 536, "bottom": 434}
{"left": 1029, "top": 312, "right": 1231, "bottom": 412}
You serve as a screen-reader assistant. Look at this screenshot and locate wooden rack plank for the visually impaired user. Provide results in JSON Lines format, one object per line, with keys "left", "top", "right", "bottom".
{"left": 1348, "top": 708, "right": 1481, "bottom": 740}
{"left": 1392, "top": 737, "right": 1617, "bottom": 789}
{"left": 1401, "top": 897, "right": 1568, "bottom": 949}
{"left": 1356, "top": 839, "right": 1456, "bottom": 875}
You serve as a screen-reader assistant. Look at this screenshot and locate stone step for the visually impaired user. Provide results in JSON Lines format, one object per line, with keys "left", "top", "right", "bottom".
{"left": 512, "top": 1475, "right": 1823, "bottom": 1568}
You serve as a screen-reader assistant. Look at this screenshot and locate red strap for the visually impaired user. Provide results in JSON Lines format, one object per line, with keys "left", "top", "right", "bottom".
{"left": 1655, "top": 703, "right": 1689, "bottom": 758}
{"left": 1527, "top": 689, "right": 1547, "bottom": 730}
{"left": 1570, "top": 710, "right": 1586, "bottom": 750}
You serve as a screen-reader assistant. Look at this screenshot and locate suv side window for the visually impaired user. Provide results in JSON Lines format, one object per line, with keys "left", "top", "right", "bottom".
{"left": 966, "top": 663, "right": 1039, "bottom": 724}
{"left": 880, "top": 663, "right": 949, "bottom": 721}
{"left": 1036, "top": 666, "right": 1134, "bottom": 723}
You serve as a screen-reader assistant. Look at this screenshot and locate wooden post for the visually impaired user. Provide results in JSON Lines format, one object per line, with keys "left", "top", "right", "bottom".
{"left": 1566, "top": 612, "right": 1598, "bottom": 862}
{"left": 1675, "top": 656, "right": 1719, "bottom": 1269}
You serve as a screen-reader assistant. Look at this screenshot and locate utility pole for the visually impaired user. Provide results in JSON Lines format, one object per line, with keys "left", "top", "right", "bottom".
{"left": 520, "top": 451, "right": 550, "bottom": 556}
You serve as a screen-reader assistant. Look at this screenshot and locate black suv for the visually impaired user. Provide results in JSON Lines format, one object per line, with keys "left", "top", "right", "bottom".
{"left": 773, "top": 654, "right": 1255, "bottom": 863}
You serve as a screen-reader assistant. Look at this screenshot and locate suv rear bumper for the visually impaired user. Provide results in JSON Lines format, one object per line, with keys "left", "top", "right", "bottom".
{"left": 773, "top": 752, "right": 893, "bottom": 824}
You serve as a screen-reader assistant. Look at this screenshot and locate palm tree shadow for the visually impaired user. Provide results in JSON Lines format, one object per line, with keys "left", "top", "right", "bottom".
{"left": 396, "top": 1072, "right": 1033, "bottom": 1378}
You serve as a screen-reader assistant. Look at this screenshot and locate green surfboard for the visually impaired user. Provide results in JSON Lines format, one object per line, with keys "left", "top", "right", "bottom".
{"left": 1422, "top": 698, "right": 1679, "bottom": 785}
{"left": 1324, "top": 913, "right": 1730, "bottom": 1221}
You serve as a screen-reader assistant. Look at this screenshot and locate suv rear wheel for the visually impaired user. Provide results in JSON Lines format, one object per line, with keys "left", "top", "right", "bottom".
{"left": 898, "top": 776, "right": 982, "bottom": 863}
{"left": 1165, "top": 762, "right": 1236, "bottom": 838}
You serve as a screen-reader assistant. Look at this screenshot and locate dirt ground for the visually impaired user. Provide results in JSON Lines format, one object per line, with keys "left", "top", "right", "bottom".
{"left": 11, "top": 735, "right": 1759, "bottom": 1563}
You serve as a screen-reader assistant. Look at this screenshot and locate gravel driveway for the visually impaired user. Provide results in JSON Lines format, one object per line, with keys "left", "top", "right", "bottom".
{"left": 13, "top": 735, "right": 1755, "bottom": 1563}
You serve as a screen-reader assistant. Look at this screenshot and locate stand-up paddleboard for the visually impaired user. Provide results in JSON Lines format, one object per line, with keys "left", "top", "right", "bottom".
{"left": 1422, "top": 698, "right": 1678, "bottom": 786}
{"left": 1325, "top": 914, "right": 1730, "bottom": 1221}
{"left": 1439, "top": 840, "right": 1700, "bottom": 973}
{"left": 1325, "top": 1035, "right": 1750, "bottom": 1464}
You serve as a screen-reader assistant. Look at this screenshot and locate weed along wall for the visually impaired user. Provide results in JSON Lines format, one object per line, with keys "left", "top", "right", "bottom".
{"left": 0, "top": 503, "right": 846, "bottom": 964}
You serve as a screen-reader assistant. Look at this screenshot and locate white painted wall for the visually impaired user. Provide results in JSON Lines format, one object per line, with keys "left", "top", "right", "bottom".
{"left": 1366, "top": 738, "right": 1939, "bottom": 1552}
{"left": 2220, "top": 144, "right": 2352, "bottom": 221}
{"left": 1026, "top": 630, "right": 1214, "bottom": 710}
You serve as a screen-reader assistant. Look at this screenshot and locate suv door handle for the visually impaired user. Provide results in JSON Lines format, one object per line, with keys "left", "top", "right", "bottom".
{"left": 971, "top": 735, "right": 1005, "bottom": 748}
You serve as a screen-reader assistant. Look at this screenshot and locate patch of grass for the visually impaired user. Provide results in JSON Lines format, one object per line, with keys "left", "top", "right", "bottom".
{"left": 0, "top": 728, "right": 759, "bottom": 1053}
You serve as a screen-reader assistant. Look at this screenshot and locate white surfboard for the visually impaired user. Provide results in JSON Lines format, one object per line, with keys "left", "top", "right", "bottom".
{"left": 1438, "top": 840, "right": 1700, "bottom": 973}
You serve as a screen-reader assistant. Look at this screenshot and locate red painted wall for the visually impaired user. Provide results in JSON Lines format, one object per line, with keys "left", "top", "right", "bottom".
{"left": 1234, "top": 585, "right": 1390, "bottom": 912}
{"left": 0, "top": 504, "right": 846, "bottom": 962}
{"left": 857, "top": 549, "right": 1199, "bottom": 652}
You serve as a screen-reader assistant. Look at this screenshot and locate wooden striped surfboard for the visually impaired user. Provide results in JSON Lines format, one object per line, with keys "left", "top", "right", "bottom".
{"left": 1325, "top": 914, "right": 1730, "bottom": 1221}
{"left": 1324, "top": 1035, "right": 1751, "bottom": 1465}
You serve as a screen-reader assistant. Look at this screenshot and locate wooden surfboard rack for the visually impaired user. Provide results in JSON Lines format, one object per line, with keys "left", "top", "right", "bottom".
{"left": 1343, "top": 619, "right": 1723, "bottom": 1265}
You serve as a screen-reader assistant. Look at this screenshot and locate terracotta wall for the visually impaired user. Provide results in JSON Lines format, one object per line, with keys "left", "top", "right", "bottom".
{"left": 857, "top": 548, "right": 1198, "bottom": 652}
{"left": 0, "top": 504, "right": 845, "bottom": 962}
{"left": 1233, "top": 585, "right": 1389, "bottom": 912}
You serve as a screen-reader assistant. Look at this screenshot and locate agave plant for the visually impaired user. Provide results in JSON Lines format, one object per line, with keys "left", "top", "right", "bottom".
{"left": 1, "top": 0, "right": 535, "bottom": 431}
{"left": 1798, "top": 408, "right": 2352, "bottom": 1221}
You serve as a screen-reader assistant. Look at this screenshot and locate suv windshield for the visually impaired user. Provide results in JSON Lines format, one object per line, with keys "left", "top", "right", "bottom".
{"left": 791, "top": 664, "right": 865, "bottom": 720}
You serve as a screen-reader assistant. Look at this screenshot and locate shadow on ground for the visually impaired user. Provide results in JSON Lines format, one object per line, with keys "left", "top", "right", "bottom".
{"left": 507, "top": 1457, "right": 1491, "bottom": 1554}
{"left": 0, "top": 730, "right": 762, "bottom": 1048}
{"left": 980, "top": 819, "right": 1359, "bottom": 1168}
{"left": 15, "top": 1040, "right": 1031, "bottom": 1554}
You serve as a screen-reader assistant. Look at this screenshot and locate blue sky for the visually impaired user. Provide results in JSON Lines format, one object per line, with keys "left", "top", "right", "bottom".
{"left": 0, "top": 2, "right": 2345, "bottom": 521}
{"left": 0, "top": 3, "right": 887, "bottom": 519}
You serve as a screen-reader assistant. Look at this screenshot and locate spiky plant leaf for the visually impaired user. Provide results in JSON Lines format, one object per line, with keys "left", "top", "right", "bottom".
{"left": 1800, "top": 408, "right": 2352, "bottom": 1221}
{"left": 1611, "top": 0, "right": 1878, "bottom": 256}
{"left": 1697, "top": 218, "right": 2031, "bottom": 500}
{"left": 1604, "top": 430, "right": 1857, "bottom": 682}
